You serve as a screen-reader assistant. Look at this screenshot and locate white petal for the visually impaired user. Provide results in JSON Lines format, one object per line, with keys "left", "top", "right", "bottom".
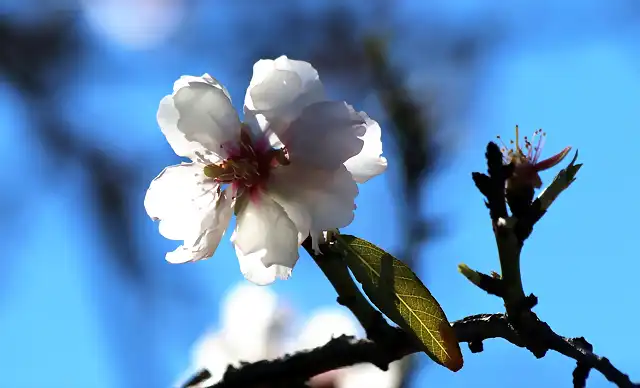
{"left": 269, "top": 164, "right": 358, "bottom": 233}
{"left": 307, "top": 166, "right": 359, "bottom": 232}
{"left": 187, "top": 330, "right": 232, "bottom": 386}
{"left": 231, "top": 193, "right": 300, "bottom": 285}
{"left": 166, "top": 189, "right": 234, "bottom": 264}
{"left": 296, "top": 310, "right": 358, "bottom": 388}
{"left": 337, "top": 361, "right": 404, "bottom": 388}
{"left": 282, "top": 101, "right": 366, "bottom": 170}
{"left": 343, "top": 111, "right": 387, "bottom": 183}
{"left": 296, "top": 308, "right": 360, "bottom": 350}
{"left": 244, "top": 56, "right": 325, "bottom": 139}
{"left": 268, "top": 191, "right": 312, "bottom": 245}
{"left": 218, "top": 283, "right": 279, "bottom": 361}
{"left": 144, "top": 163, "right": 233, "bottom": 263}
{"left": 144, "top": 163, "right": 213, "bottom": 240}
{"left": 295, "top": 309, "right": 403, "bottom": 388}
{"left": 310, "top": 231, "right": 325, "bottom": 255}
{"left": 157, "top": 74, "right": 240, "bottom": 163}
{"left": 220, "top": 283, "right": 280, "bottom": 336}
{"left": 174, "top": 74, "right": 232, "bottom": 100}
{"left": 242, "top": 111, "right": 284, "bottom": 149}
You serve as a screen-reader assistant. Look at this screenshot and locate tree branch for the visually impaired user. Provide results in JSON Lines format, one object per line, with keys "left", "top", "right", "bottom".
{"left": 183, "top": 143, "right": 633, "bottom": 388}
{"left": 469, "top": 142, "right": 638, "bottom": 387}
{"left": 187, "top": 313, "right": 636, "bottom": 388}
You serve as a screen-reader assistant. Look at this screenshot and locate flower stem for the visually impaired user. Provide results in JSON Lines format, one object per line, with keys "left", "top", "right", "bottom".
{"left": 302, "top": 238, "right": 392, "bottom": 340}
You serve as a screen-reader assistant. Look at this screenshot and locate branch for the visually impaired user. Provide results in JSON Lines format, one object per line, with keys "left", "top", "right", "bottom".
{"left": 188, "top": 313, "right": 636, "bottom": 388}
{"left": 457, "top": 263, "right": 505, "bottom": 297}
{"left": 300, "top": 236, "right": 398, "bottom": 344}
{"left": 457, "top": 315, "right": 638, "bottom": 388}
{"left": 201, "top": 333, "right": 406, "bottom": 388}
{"left": 468, "top": 142, "right": 638, "bottom": 387}
{"left": 183, "top": 144, "right": 631, "bottom": 388}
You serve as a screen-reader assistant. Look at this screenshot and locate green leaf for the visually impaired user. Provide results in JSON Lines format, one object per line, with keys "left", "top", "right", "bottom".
{"left": 537, "top": 149, "right": 582, "bottom": 212}
{"left": 334, "top": 234, "right": 463, "bottom": 372}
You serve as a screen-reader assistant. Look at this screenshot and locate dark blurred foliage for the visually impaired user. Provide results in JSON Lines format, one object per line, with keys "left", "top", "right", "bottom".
{"left": 0, "top": 13, "right": 148, "bottom": 283}
{"left": 0, "top": 11, "right": 165, "bottom": 387}
{"left": 0, "top": 1, "right": 503, "bottom": 387}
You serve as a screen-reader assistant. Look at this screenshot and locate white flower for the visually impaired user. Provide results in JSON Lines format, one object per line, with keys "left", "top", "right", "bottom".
{"left": 295, "top": 308, "right": 404, "bottom": 388}
{"left": 176, "top": 283, "right": 402, "bottom": 388}
{"left": 145, "top": 56, "right": 387, "bottom": 285}
{"left": 175, "top": 283, "right": 288, "bottom": 387}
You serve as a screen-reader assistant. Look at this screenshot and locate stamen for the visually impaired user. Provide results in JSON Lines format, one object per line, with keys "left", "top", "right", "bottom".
{"left": 203, "top": 124, "right": 292, "bottom": 200}
{"left": 532, "top": 130, "right": 546, "bottom": 163}
{"left": 496, "top": 135, "right": 508, "bottom": 149}
{"left": 204, "top": 164, "right": 225, "bottom": 179}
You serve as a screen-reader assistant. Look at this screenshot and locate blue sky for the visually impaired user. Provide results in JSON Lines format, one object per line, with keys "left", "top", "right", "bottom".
{"left": 0, "top": 1, "right": 639, "bottom": 388}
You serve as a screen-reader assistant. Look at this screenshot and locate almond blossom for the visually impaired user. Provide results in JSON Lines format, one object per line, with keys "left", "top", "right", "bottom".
{"left": 295, "top": 309, "right": 404, "bottom": 388}
{"left": 497, "top": 125, "right": 571, "bottom": 189}
{"left": 175, "top": 282, "right": 403, "bottom": 388}
{"left": 144, "top": 56, "right": 387, "bottom": 285}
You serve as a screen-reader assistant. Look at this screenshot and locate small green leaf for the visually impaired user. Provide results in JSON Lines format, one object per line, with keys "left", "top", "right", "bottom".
{"left": 537, "top": 149, "right": 582, "bottom": 212}
{"left": 458, "top": 263, "right": 482, "bottom": 286}
{"left": 335, "top": 234, "right": 463, "bottom": 372}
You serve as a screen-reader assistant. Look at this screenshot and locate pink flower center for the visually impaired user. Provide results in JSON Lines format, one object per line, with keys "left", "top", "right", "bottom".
{"left": 497, "top": 125, "right": 571, "bottom": 189}
{"left": 204, "top": 125, "right": 289, "bottom": 199}
{"left": 497, "top": 125, "right": 546, "bottom": 166}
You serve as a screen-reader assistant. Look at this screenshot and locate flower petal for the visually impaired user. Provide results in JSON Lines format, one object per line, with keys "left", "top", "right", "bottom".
{"left": 231, "top": 193, "right": 300, "bottom": 285}
{"left": 187, "top": 331, "right": 232, "bottom": 386}
{"left": 165, "top": 192, "right": 233, "bottom": 264}
{"left": 282, "top": 101, "right": 366, "bottom": 170}
{"left": 343, "top": 111, "right": 388, "bottom": 183}
{"left": 306, "top": 166, "right": 358, "bottom": 232}
{"left": 173, "top": 74, "right": 232, "bottom": 100}
{"left": 144, "top": 163, "right": 233, "bottom": 263}
{"left": 295, "top": 308, "right": 403, "bottom": 388}
{"left": 244, "top": 56, "right": 325, "bottom": 139}
{"left": 296, "top": 308, "right": 360, "bottom": 350}
{"left": 144, "top": 163, "right": 213, "bottom": 240}
{"left": 310, "top": 231, "right": 330, "bottom": 255}
{"left": 219, "top": 283, "right": 285, "bottom": 361}
{"left": 157, "top": 74, "right": 240, "bottom": 163}
{"left": 267, "top": 191, "right": 312, "bottom": 245}
{"left": 337, "top": 362, "right": 404, "bottom": 388}
{"left": 269, "top": 164, "right": 358, "bottom": 233}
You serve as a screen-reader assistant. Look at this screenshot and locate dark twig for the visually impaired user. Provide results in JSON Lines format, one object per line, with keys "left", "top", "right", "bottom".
{"left": 187, "top": 226, "right": 637, "bottom": 388}
{"left": 300, "top": 237, "right": 396, "bottom": 345}
{"left": 190, "top": 313, "right": 636, "bottom": 388}
{"left": 574, "top": 363, "right": 591, "bottom": 388}
{"left": 572, "top": 337, "right": 593, "bottom": 388}
{"left": 203, "top": 334, "right": 404, "bottom": 388}
{"left": 184, "top": 369, "right": 213, "bottom": 388}
{"left": 184, "top": 141, "right": 633, "bottom": 388}
{"left": 470, "top": 142, "right": 637, "bottom": 387}
{"left": 458, "top": 264, "right": 505, "bottom": 297}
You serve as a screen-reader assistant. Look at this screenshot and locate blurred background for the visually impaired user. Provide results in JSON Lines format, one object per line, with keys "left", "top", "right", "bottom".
{"left": 1, "top": 1, "right": 639, "bottom": 387}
